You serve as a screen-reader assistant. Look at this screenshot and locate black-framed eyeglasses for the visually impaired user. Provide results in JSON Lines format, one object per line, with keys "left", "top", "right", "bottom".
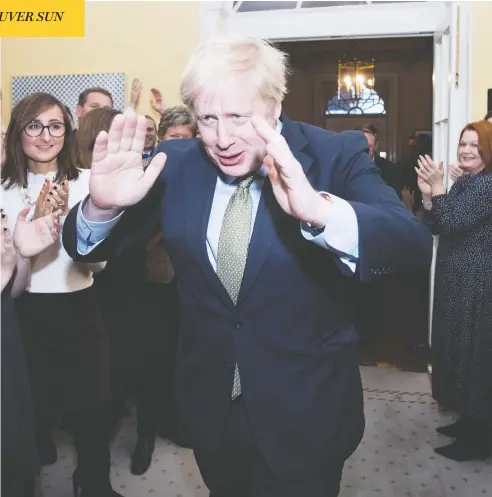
{"left": 24, "top": 121, "right": 66, "bottom": 138}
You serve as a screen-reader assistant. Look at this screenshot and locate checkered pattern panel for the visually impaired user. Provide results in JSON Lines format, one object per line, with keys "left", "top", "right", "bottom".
{"left": 12, "top": 73, "right": 125, "bottom": 126}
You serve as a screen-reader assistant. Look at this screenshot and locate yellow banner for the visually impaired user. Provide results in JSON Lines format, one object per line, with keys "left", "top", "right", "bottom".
{"left": 0, "top": 0, "right": 84, "bottom": 38}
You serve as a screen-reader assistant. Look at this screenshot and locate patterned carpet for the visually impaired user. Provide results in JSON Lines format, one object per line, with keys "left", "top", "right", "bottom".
{"left": 39, "top": 367, "right": 492, "bottom": 497}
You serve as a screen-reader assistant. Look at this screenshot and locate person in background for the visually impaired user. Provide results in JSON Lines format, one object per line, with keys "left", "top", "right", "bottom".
{"left": 126, "top": 79, "right": 164, "bottom": 165}
{"left": 130, "top": 109, "right": 198, "bottom": 476}
{"left": 358, "top": 124, "right": 402, "bottom": 193}
{"left": 75, "top": 106, "right": 136, "bottom": 426}
{"left": 158, "top": 105, "right": 197, "bottom": 141}
{"left": 142, "top": 115, "right": 158, "bottom": 167}
{"left": 417, "top": 120, "right": 492, "bottom": 462}
{"left": 1, "top": 92, "right": 123, "bottom": 497}
{"left": 2, "top": 208, "right": 61, "bottom": 497}
{"left": 76, "top": 87, "right": 113, "bottom": 120}
{"left": 449, "top": 112, "right": 492, "bottom": 182}
{"left": 76, "top": 107, "right": 122, "bottom": 169}
{"left": 63, "top": 36, "right": 432, "bottom": 497}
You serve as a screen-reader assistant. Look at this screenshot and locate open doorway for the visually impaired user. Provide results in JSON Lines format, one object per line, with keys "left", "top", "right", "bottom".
{"left": 279, "top": 36, "right": 434, "bottom": 371}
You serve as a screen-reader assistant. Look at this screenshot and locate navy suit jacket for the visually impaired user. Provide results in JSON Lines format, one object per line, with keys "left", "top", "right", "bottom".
{"left": 63, "top": 115, "right": 432, "bottom": 478}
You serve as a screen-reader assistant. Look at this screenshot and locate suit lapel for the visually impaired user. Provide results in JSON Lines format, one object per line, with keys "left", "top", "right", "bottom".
{"left": 185, "top": 146, "right": 236, "bottom": 312}
{"left": 237, "top": 115, "right": 314, "bottom": 306}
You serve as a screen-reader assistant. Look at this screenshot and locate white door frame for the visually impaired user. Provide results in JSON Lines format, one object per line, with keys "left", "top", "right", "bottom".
{"left": 202, "top": 0, "right": 472, "bottom": 347}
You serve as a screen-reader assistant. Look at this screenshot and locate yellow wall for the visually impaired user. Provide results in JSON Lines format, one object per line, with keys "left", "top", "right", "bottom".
{"left": 1, "top": 1, "right": 201, "bottom": 123}
{"left": 471, "top": 1, "right": 492, "bottom": 121}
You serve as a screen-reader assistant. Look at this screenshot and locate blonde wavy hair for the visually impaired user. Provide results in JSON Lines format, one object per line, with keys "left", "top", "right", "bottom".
{"left": 181, "top": 35, "right": 290, "bottom": 112}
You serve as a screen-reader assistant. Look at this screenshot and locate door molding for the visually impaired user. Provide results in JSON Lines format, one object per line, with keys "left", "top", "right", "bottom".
{"left": 202, "top": 1, "right": 451, "bottom": 40}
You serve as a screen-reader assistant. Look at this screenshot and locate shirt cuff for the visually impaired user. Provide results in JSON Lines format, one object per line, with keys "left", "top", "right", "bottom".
{"left": 301, "top": 193, "right": 359, "bottom": 271}
{"left": 76, "top": 198, "right": 124, "bottom": 255}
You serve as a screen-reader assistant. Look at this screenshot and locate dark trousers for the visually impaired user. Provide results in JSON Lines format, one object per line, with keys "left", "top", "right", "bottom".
{"left": 16, "top": 288, "right": 112, "bottom": 490}
{"left": 131, "top": 281, "right": 179, "bottom": 439}
{"left": 195, "top": 397, "right": 344, "bottom": 497}
{"left": 99, "top": 278, "right": 180, "bottom": 439}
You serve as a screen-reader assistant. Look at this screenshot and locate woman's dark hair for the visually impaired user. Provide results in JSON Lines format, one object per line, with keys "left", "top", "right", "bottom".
{"left": 1, "top": 92, "right": 78, "bottom": 189}
{"left": 76, "top": 107, "right": 121, "bottom": 169}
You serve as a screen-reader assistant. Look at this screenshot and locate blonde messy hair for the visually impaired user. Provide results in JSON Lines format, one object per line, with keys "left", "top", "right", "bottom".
{"left": 180, "top": 36, "right": 289, "bottom": 112}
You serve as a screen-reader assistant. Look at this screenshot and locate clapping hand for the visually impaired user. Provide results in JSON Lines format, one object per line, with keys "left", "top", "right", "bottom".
{"left": 415, "top": 155, "right": 444, "bottom": 186}
{"left": 252, "top": 115, "right": 331, "bottom": 227}
{"left": 449, "top": 164, "right": 464, "bottom": 182}
{"left": 89, "top": 113, "right": 167, "bottom": 210}
{"left": 33, "top": 179, "right": 53, "bottom": 220}
{"left": 1, "top": 210, "right": 16, "bottom": 274}
{"left": 14, "top": 208, "right": 62, "bottom": 258}
{"left": 32, "top": 180, "right": 69, "bottom": 220}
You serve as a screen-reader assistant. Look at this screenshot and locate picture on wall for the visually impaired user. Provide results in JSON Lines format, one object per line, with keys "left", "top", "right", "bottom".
{"left": 12, "top": 72, "right": 126, "bottom": 126}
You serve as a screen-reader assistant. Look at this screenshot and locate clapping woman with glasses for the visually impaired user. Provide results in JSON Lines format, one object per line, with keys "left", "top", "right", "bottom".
{"left": 1, "top": 92, "right": 123, "bottom": 497}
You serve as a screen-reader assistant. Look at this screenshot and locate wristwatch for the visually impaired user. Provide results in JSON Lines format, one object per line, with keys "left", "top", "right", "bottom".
{"left": 306, "top": 192, "right": 331, "bottom": 235}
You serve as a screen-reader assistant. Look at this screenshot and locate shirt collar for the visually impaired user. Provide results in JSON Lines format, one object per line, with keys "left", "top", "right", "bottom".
{"left": 221, "top": 119, "right": 283, "bottom": 185}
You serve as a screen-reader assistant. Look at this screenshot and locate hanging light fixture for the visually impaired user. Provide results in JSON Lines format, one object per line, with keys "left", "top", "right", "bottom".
{"left": 337, "top": 58, "right": 376, "bottom": 101}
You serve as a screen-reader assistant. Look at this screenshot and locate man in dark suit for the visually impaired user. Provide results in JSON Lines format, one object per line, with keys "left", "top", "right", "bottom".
{"left": 63, "top": 37, "right": 432, "bottom": 497}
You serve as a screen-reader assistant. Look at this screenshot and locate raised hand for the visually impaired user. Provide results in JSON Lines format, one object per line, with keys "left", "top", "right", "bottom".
{"left": 89, "top": 114, "right": 166, "bottom": 210}
{"left": 129, "top": 78, "right": 143, "bottom": 109}
{"left": 150, "top": 88, "right": 166, "bottom": 115}
{"left": 252, "top": 115, "right": 331, "bottom": 227}
{"left": 14, "top": 208, "right": 62, "bottom": 258}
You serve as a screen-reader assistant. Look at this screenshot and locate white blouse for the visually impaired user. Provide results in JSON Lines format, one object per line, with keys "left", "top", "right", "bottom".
{"left": 1, "top": 169, "right": 105, "bottom": 294}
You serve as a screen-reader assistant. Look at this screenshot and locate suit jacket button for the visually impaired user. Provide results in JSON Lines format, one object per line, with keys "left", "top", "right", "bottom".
{"left": 235, "top": 321, "right": 242, "bottom": 329}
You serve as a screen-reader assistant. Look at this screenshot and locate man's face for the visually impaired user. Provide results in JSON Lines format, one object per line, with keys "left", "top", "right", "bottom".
{"left": 144, "top": 117, "right": 157, "bottom": 150}
{"left": 194, "top": 77, "right": 279, "bottom": 177}
{"left": 162, "top": 124, "right": 194, "bottom": 141}
{"left": 363, "top": 132, "right": 378, "bottom": 159}
{"left": 76, "top": 91, "right": 112, "bottom": 119}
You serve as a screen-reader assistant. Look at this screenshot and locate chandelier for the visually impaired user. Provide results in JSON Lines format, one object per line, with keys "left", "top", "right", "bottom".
{"left": 337, "top": 59, "right": 376, "bottom": 101}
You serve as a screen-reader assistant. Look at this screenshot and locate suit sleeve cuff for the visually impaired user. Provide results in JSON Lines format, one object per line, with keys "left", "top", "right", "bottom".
{"left": 76, "top": 198, "right": 124, "bottom": 255}
{"left": 301, "top": 193, "right": 359, "bottom": 270}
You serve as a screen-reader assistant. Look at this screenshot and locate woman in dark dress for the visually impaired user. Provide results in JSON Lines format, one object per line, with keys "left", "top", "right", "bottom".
{"left": 417, "top": 120, "right": 492, "bottom": 462}
{"left": 1, "top": 208, "right": 61, "bottom": 496}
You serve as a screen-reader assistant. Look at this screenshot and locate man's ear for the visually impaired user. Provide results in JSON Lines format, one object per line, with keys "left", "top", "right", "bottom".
{"left": 75, "top": 105, "right": 83, "bottom": 119}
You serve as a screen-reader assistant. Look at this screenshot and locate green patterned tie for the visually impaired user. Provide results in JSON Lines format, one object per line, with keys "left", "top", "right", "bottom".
{"left": 217, "top": 175, "right": 254, "bottom": 399}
